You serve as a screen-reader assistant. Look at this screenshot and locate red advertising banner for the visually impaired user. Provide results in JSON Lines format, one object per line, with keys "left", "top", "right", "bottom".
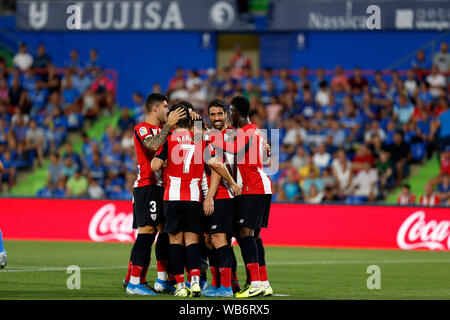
{"left": 0, "top": 198, "right": 449, "bottom": 251}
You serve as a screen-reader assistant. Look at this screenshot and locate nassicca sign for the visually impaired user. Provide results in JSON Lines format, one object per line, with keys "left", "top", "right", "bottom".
{"left": 16, "top": 0, "right": 450, "bottom": 31}
{"left": 1, "top": 198, "right": 449, "bottom": 250}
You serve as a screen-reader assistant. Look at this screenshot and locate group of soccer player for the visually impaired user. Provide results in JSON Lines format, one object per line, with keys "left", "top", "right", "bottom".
{"left": 122, "top": 93, "right": 273, "bottom": 298}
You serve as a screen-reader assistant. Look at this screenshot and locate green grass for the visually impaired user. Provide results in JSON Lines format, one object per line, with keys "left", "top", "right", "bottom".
{"left": 1, "top": 241, "right": 450, "bottom": 300}
{"left": 385, "top": 157, "right": 440, "bottom": 203}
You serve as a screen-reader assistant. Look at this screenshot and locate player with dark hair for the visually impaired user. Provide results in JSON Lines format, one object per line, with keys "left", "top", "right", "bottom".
{"left": 123, "top": 93, "right": 186, "bottom": 295}
{"left": 151, "top": 101, "right": 241, "bottom": 297}
{"left": 201, "top": 99, "right": 241, "bottom": 297}
{"left": 215, "top": 95, "right": 273, "bottom": 298}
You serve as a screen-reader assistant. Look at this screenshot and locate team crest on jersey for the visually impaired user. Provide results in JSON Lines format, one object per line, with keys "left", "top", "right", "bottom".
{"left": 151, "top": 214, "right": 157, "bottom": 221}
{"left": 139, "top": 127, "right": 148, "bottom": 137}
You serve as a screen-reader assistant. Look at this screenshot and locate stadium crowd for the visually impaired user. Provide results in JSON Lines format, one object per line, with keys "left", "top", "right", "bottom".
{"left": 0, "top": 41, "right": 449, "bottom": 205}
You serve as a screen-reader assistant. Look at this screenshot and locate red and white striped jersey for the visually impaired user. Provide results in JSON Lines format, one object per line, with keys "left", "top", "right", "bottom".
{"left": 397, "top": 193, "right": 415, "bottom": 205}
{"left": 419, "top": 194, "right": 440, "bottom": 206}
{"left": 204, "top": 127, "right": 236, "bottom": 199}
{"left": 155, "top": 130, "right": 215, "bottom": 202}
{"left": 133, "top": 122, "right": 163, "bottom": 188}
{"left": 213, "top": 123, "right": 272, "bottom": 195}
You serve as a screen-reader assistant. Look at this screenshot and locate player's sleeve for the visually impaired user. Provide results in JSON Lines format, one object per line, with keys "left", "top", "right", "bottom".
{"left": 155, "top": 140, "right": 168, "bottom": 161}
{"left": 134, "top": 125, "right": 154, "bottom": 144}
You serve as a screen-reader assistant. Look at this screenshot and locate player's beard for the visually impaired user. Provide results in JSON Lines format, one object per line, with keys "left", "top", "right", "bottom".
{"left": 212, "top": 120, "right": 224, "bottom": 131}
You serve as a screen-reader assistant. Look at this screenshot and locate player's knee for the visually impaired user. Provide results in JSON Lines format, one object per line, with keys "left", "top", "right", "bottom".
{"left": 169, "top": 232, "right": 183, "bottom": 245}
{"left": 211, "top": 233, "right": 227, "bottom": 248}
{"left": 204, "top": 234, "right": 213, "bottom": 250}
{"left": 138, "top": 225, "right": 156, "bottom": 234}
{"left": 184, "top": 232, "right": 200, "bottom": 246}
{"left": 239, "top": 227, "right": 253, "bottom": 238}
{"left": 156, "top": 223, "right": 165, "bottom": 234}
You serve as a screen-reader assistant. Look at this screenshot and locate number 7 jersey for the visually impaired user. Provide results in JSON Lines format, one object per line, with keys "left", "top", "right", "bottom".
{"left": 155, "top": 130, "right": 215, "bottom": 202}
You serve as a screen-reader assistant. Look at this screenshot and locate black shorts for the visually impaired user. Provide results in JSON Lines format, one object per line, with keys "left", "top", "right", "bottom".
{"left": 236, "top": 194, "right": 272, "bottom": 230}
{"left": 164, "top": 201, "right": 204, "bottom": 234}
{"left": 205, "top": 198, "right": 237, "bottom": 234}
{"left": 132, "top": 185, "right": 164, "bottom": 229}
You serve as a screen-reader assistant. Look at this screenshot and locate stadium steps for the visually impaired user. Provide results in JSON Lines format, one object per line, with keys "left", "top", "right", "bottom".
{"left": 384, "top": 156, "right": 440, "bottom": 204}
{"left": 8, "top": 110, "right": 121, "bottom": 197}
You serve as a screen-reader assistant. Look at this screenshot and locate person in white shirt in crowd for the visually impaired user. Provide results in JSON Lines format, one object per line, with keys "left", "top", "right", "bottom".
{"left": 364, "top": 120, "right": 386, "bottom": 144}
{"left": 404, "top": 69, "right": 419, "bottom": 96}
{"left": 426, "top": 64, "right": 446, "bottom": 98}
{"left": 13, "top": 43, "right": 34, "bottom": 72}
{"left": 291, "top": 145, "right": 308, "bottom": 170}
{"left": 315, "top": 80, "right": 330, "bottom": 107}
{"left": 304, "top": 184, "right": 324, "bottom": 204}
{"left": 351, "top": 161, "right": 378, "bottom": 202}
{"left": 312, "top": 143, "right": 331, "bottom": 169}
{"left": 87, "top": 177, "right": 105, "bottom": 199}
{"left": 332, "top": 149, "right": 353, "bottom": 197}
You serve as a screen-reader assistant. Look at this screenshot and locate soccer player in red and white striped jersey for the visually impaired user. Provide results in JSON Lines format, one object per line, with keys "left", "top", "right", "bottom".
{"left": 201, "top": 99, "right": 241, "bottom": 297}
{"left": 124, "top": 93, "right": 186, "bottom": 296}
{"left": 151, "top": 101, "right": 241, "bottom": 297}
{"left": 218, "top": 96, "right": 273, "bottom": 298}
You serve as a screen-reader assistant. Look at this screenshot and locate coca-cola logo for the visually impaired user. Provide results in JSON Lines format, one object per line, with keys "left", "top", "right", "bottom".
{"left": 397, "top": 211, "right": 450, "bottom": 250}
{"left": 88, "top": 203, "right": 135, "bottom": 242}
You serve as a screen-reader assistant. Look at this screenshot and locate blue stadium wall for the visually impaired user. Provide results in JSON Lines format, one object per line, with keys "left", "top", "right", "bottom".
{"left": 1, "top": 16, "right": 448, "bottom": 106}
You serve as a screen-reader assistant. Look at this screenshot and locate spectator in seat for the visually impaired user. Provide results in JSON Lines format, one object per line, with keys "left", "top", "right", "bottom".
{"left": 301, "top": 168, "right": 324, "bottom": 198}
{"left": 376, "top": 150, "right": 394, "bottom": 194}
{"left": 411, "top": 49, "right": 431, "bottom": 77}
{"left": 349, "top": 66, "right": 369, "bottom": 92}
{"left": 312, "top": 143, "right": 331, "bottom": 170}
{"left": 433, "top": 42, "right": 450, "bottom": 74}
{"left": 0, "top": 150, "right": 16, "bottom": 191}
{"left": 229, "top": 44, "right": 252, "bottom": 79}
{"left": 131, "top": 92, "right": 145, "bottom": 122}
{"left": 331, "top": 65, "right": 350, "bottom": 92}
{"left": 429, "top": 100, "right": 450, "bottom": 151}
{"left": 397, "top": 183, "right": 415, "bottom": 205}
{"left": 92, "top": 71, "right": 115, "bottom": 115}
{"left": 87, "top": 176, "right": 105, "bottom": 199}
{"left": 404, "top": 69, "right": 419, "bottom": 96}
{"left": 65, "top": 49, "right": 81, "bottom": 71}
{"left": 350, "top": 161, "right": 378, "bottom": 202}
{"left": 283, "top": 173, "right": 302, "bottom": 202}
{"left": 33, "top": 44, "right": 51, "bottom": 79}
{"left": 419, "top": 183, "right": 440, "bottom": 206}
{"left": 352, "top": 144, "right": 375, "bottom": 174}
{"left": 63, "top": 141, "right": 83, "bottom": 169}
{"left": 61, "top": 77, "right": 79, "bottom": 106}
{"left": 117, "top": 107, "right": 135, "bottom": 132}
{"left": 426, "top": 65, "right": 446, "bottom": 99}
{"left": 89, "top": 152, "right": 107, "bottom": 186}
{"left": 291, "top": 145, "right": 308, "bottom": 170}
{"left": 298, "top": 154, "right": 319, "bottom": 185}
{"left": 66, "top": 169, "right": 88, "bottom": 198}
{"left": 53, "top": 176, "right": 67, "bottom": 198}
{"left": 387, "top": 131, "right": 411, "bottom": 186}
{"left": 322, "top": 185, "right": 341, "bottom": 203}
{"left": 25, "top": 119, "right": 44, "bottom": 167}
{"left": 304, "top": 184, "right": 324, "bottom": 204}
{"left": 168, "top": 67, "right": 186, "bottom": 91}
{"left": 85, "top": 48, "right": 101, "bottom": 73}
{"left": 13, "top": 43, "right": 33, "bottom": 72}
{"left": 61, "top": 156, "right": 78, "bottom": 179}
{"left": 393, "top": 93, "right": 414, "bottom": 125}
{"left": 332, "top": 149, "right": 353, "bottom": 197}
{"left": 47, "top": 152, "right": 63, "bottom": 188}
{"left": 436, "top": 173, "right": 450, "bottom": 204}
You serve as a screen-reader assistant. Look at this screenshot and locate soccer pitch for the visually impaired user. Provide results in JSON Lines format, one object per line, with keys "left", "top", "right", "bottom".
{"left": 1, "top": 241, "right": 450, "bottom": 300}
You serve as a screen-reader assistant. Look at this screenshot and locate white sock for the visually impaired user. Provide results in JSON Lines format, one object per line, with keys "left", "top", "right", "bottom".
{"left": 130, "top": 276, "right": 140, "bottom": 285}
{"left": 262, "top": 281, "right": 270, "bottom": 288}
{"left": 251, "top": 280, "right": 262, "bottom": 288}
{"left": 157, "top": 271, "right": 168, "bottom": 281}
{"left": 191, "top": 275, "right": 200, "bottom": 285}
{"left": 177, "top": 282, "right": 186, "bottom": 289}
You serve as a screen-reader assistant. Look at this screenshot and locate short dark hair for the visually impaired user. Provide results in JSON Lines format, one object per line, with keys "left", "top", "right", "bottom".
{"left": 145, "top": 93, "right": 167, "bottom": 112}
{"left": 170, "top": 101, "right": 192, "bottom": 128}
{"left": 230, "top": 96, "right": 250, "bottom": 118}
{"left": 207, "top": 99, "right": 226, "bottom": 114}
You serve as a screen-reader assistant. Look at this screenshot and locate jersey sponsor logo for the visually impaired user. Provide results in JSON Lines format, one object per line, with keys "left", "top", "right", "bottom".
{"left": 211, "top": 225, "right": 217, "bottom": 230}
{"left": 139, "top": 127, "right": 148, "bottom": 137}
{"left": 88, "top": 204, "right": 135, "bottom": 242}
{"left": 239, "top": 219, "right": 244, "bottom": 224}
{"left": 397, "top": 210, "right": 450, "bottom": 250}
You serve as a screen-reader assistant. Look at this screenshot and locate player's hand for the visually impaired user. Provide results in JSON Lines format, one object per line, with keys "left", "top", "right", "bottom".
{"left": 203, "top": 196, "right": 214, "bottom": 216}
{"left": 167, "top": 108, "right": 186, "bottom": 127}
{"left": 189, "top": 110, "right": 202, "bottom": 121}
{"left": 230, "top": 183, "right": 242, "bottom": 196}
{"left": 264, "top": 142, "right": 271, "bottom": 157}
